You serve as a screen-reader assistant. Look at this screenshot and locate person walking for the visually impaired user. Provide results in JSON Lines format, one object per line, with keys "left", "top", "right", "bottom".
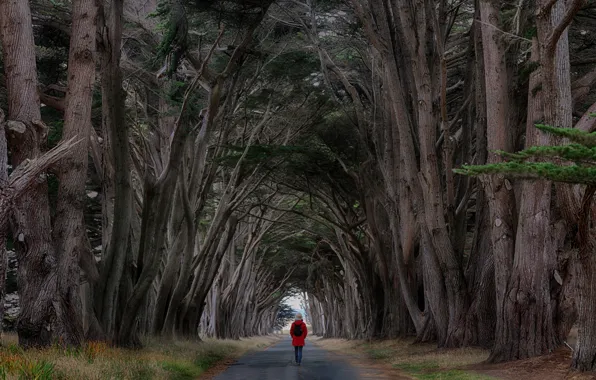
{"left": 290, "top": 312, "right": 308, "bottom": 365}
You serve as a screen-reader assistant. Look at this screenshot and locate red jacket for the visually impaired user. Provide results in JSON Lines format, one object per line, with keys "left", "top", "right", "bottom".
{"left": 290, "top": 320, "right": 307, "bottom": 346}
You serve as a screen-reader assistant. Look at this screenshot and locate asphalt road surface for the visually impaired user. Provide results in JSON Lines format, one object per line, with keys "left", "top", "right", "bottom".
{"left": 213, "top": 337, "right": 387, "bottom": 380}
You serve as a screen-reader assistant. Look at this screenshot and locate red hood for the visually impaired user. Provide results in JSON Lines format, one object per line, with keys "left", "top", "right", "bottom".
{"left": 294, "top": 320, "right": 304, "bottom": 325}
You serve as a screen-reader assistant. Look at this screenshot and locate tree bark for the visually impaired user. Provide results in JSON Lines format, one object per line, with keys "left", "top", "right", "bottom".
{"left": 571, "top": 186, "right": 596, "bottom": 370}
{"left": 0, "top": 111, "right": 7, "bottom": 338}
{"left": 479, "top": 0, "right": 518, "bottom": 361}
{"left": 52, "top": 0, "right": 98, "bottom": 346}
{"left": 94, "top": 0, "right": 132, "bottom": 340}
{"left": 0, "top": 0, "right": 58, "bottom": 348}
{"left": 489, "top": 36, "right": 558, "bottom": 362}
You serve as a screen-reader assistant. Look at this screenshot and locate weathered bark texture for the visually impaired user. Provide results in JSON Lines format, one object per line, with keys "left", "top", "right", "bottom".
{"left": 479, "top": 0, "right": 517, "bottom": 362}
{"left": 0, "top": 110, "right": 7, "bottom": 335}
{"left": 94, "top": 0, "right": 132, "bottom": 341}
{"left": 572, "top": 186, "right": 596, "bottom": 370}
{"left": 0, "top": 0, "right": 58, "bottom": 348}
{"left": 53, "top": 0, "right": 98, "bottom": 346}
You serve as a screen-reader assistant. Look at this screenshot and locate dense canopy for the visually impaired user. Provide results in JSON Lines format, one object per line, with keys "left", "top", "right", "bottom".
{"left": 2, "top": 0, "right": 596, "bottom": 374}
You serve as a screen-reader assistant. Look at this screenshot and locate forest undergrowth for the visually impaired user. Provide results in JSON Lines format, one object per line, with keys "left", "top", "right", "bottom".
{"left": 0, "top": 334, "right": 279, "bottom": 379}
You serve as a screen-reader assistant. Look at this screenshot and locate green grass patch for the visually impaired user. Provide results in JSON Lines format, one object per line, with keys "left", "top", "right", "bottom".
{"left": 161, "top": 342, "right": 243, "bottom": 379}
{"left": 161, "top": 360, "right": 202, "bottom": 380}
{"left": 395, "top": 362, "right": 495, "bottom": 380}
{"left": 194, "top": 343, "right": 238, "bottom": 370}
{"left": 17, "top": 359, "right": 61, "bottom": 380}
{"left": 107, "top": 360, "right": 156, "bottom": 380}
{"left": 366, "top": 348, "right": 394, "bottom": 360}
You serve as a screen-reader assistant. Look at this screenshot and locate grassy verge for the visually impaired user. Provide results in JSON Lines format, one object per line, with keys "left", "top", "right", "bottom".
{"left": 0, "top": 333, "right": 279, "bottom": 379}
{"left": 315, "top": 337, "right": 494, "bottom": 380}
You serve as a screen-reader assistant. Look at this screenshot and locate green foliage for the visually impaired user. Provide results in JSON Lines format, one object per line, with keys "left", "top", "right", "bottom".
{"left": 335, "top": 47, "right": 360, "bottom": 63}
{"left": 17, "top": 360, "right": 56, "bottom": 380}
{"left": 275, "top": 303, "right": 296, "bottom": 329}
{"left": 456, "top": 125, "right": 596, "bottom": 185}
{"left": 153, "top": 0, "right": 188, "bottom": 75}
{"left": 6, "top": 344, "right": 23, "bottom": 356}
{"left": 265, "top": 51, "right": 319, "bottom": 82}
{"left": 457, "top": 162, "right": 596, "bottom": 185}
{"left": 524, "top": 26, "right": 537, "bottom": 39}
{"left": 535, "top": 124, "right": 596, "bottom": 147}
{"left": 216, "top": 143, "right": 340, "bottom": 180}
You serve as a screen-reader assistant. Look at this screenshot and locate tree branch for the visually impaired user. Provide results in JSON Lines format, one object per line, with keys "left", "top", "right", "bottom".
{"left": 0, "top": 137, "right": 81, "bottom": 230}
{"left": 546, "top": 0, "right": 585, "bottom": 54}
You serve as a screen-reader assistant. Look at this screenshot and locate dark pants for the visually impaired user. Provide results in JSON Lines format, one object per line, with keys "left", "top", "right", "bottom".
{"left": 294, "top": 346, "right": 303, "bottom": 363}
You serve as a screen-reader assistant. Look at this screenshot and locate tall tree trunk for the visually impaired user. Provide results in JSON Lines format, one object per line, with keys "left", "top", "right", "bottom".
{"left": 571, "top": 186, "right": 596, "bottom": 370}
{"left": 0, "top": 0, "right": 57, "bottom": 348}
{"left": 489, "top": 36, "right": 558, "bottom": 362}
{"left": 0, "top": 110, "right": 7, "bottom": 338}
{"left": 479, "top": 0, "right": 518, "bottom": 361}
{"left": 464, "top": 13, "right": 496, "bottom": 347}
{"left": 94, "top": 0, "right": 132, "bottom": 340}
{"left": 571, "top": 186, "right": 596, "bottom": 371}
{"left": 398, "top": 2, "right": 469, "bottom": 347}
{"left": 53, "top": 0, "right": 98, "bottom": 346}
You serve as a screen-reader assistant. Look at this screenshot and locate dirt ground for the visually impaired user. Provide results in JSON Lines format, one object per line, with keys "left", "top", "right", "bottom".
{"left": 468, "top": 348, "right": 596, "bottom": 380}
{"left": 313, "top": 336, "right": 596, "bottom": 380}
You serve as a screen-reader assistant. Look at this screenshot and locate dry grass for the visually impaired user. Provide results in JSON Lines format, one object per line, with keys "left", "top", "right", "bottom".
{"left": 315, "top": 337, "right": 596, "bottom": 379}
{"left": 0, "top": 333, "right": 279, "bottom": 379}
{"left": 315, "top": 337, "right": 492, "bottom": 379}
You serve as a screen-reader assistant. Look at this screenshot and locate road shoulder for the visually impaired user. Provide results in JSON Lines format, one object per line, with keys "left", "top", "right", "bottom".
{"left": 200, "top": 335, "right": 283, "bottom": 379}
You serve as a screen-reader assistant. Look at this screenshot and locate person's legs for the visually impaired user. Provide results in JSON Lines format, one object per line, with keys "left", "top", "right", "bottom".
{"left": 297, "top": 346, "right": 303, "bottom": 364}
{"left": 294, "top": 346, "right": 299, "bottom": 363}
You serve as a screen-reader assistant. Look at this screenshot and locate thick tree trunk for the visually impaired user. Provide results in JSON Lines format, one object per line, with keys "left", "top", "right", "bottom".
{"left": 489, "top": 37, "right": 558, "bottom": 363}
{"left": 52, "top": 0, "right": 98, "bottom": 346}
{"left": 0, "top": 0, "right": 58, "bottom": 348}
{"left": 396, "top": 3, "right": 469, "bottom": 347}
{"left": 0, "top": 111, "right": 7, "bottom": 337}
{"left": 571, "top": 186, "right": 596, "bottom": 370}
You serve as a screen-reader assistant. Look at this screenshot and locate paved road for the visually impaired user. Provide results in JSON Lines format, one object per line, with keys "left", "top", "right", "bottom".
{"left": 213, "top": 337, "right": 388, "bottom": 380}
